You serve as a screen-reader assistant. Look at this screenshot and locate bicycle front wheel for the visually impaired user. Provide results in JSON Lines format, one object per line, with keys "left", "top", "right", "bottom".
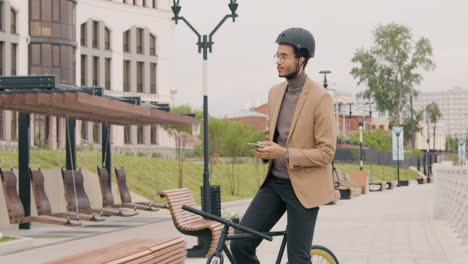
{"left": 310, "top": 245, "right": 339, "bottom": 264}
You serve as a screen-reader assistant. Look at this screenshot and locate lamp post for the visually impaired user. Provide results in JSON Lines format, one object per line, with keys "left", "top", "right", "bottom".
{"left": 347, "top": 102, "right": 372, "bottom": 171}
{"left": 319, "top": 70, "right": 331, "bottom": 89}
{"left": 171, "top": 0, "right": 239, "bottom": 213}
{"left": 359, "top": 122, "right": 363, "bottom": 170}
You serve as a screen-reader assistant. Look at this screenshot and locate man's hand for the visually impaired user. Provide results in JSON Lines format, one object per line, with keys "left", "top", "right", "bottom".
{"left": 254, "top": 141, "right": 287, "bottom": 160}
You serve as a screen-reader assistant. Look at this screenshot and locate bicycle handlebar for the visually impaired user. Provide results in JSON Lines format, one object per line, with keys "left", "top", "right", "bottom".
{"left": 182, "top": 205, "right": 273, "bottom": 241}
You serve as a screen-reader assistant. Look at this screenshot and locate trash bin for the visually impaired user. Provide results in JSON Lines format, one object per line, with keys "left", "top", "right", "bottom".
{"left": 201, "top": 185, "right": 221, "bottom": 217}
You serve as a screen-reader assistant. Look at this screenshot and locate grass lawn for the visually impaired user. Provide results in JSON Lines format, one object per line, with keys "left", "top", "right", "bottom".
{"left": 0, "top": 150, "right": 418, "bottom": 204}
{"left": 0, "top": 237, "right": 16, "bottom": 243}
{"left": 334, "top": 161, "right": 419, "bottom": 182}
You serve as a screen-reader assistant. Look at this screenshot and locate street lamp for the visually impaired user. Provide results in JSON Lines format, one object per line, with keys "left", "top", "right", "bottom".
{"left": 319, "top": 70, "right": 331, "bottom": 89}
{"left": 171, "top": 0, "right": 239, "bottom": 214}
{"left": 347, "top": 102, "right": 372, "bottom": 171}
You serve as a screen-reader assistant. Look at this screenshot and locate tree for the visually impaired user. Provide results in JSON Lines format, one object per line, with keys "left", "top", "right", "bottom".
{"left": 350, "top": 23, "right": 436, "bottom": 126}
{"left": 219, "top": 120, "right": 263, "bottom": 196}
{"left": 163, "top": 104, "right": 200, "bottom": 188}
{"left": 425, "top": 102, "right": 442, "bottom": 150}
{"left": 402, "top": 109, "right": 424, "bottom": 145}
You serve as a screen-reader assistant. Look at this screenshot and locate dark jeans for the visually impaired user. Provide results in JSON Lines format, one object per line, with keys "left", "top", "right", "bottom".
{"left": 230, "top": 176, "right": 319, "bottom": 264}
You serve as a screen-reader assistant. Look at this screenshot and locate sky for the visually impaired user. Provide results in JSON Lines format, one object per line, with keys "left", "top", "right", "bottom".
{"left": 173, "top": 0, "right": 468, "bottom": 117}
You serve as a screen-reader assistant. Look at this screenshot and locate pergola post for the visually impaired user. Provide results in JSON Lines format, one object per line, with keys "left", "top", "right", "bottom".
{"left": 101, "top": 123, "right": 111, "bottom": 186}
{"left": 18, "top": 112, "right": 31, "bottom": 230}
{"left": 66, "top": 119, "right": 76, "bottom": 170}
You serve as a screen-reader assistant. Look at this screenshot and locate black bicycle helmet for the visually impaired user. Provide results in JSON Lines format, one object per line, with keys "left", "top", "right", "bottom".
{"left": 275, "top": 28, "right": 315, "bottom": 58}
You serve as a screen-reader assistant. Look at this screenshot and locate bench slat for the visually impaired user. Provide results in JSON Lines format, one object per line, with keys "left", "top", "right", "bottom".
{"left": 47, "top": 237, "right": 186, "bottom": 264}
{"left": 159, "top": 188, "right": 224, "bottom": 257}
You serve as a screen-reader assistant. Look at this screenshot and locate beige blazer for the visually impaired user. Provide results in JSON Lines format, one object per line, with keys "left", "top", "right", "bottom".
{"left": 263, "top": 76, "right": 337, "bottom": 208}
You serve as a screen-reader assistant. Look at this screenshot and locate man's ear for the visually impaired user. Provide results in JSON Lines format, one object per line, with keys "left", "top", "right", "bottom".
{"left": 299, "top": 57, "right": 305, "bottom": 66}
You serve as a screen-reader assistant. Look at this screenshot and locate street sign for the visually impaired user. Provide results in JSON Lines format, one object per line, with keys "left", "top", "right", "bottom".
{"left": 392, "top": 127, "right": 404, "bottom": 161}
{"left": 458, "top": 139, "right": 466, "bottom": 165}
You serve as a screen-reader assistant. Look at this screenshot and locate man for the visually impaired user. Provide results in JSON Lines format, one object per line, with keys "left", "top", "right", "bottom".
{"left": 230, "top": 28, "right": 337, "bottom": 264}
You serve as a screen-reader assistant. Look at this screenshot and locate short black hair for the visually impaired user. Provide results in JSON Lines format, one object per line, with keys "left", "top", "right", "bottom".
{"left": 294, "top": 47, "right": 311, "bottom": 69}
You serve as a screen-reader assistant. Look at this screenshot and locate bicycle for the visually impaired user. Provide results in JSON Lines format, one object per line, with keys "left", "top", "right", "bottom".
{"left": 182, "top": 205, "right": 339, "bottom": 264}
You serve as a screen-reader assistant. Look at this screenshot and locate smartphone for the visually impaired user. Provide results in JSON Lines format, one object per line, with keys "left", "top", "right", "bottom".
{"left": 247, "top": 143, "right": 264, "bottom": 148}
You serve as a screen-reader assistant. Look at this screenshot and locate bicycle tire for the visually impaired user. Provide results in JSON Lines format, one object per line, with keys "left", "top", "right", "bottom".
{"left": 310, "top": 245, "right": 339, "bottom": 264}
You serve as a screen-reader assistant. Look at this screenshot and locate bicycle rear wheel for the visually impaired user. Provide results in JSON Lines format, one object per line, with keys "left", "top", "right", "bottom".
{"left": 310, "top": 245, "right": 339, "bottom": 264}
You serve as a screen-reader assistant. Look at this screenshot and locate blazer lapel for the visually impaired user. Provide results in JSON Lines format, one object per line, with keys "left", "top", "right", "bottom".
{"left": 269, "top": 83, "right": 288, "bottom": 141}
{"left": 286, "top": 78, "right": 311, "bottom": 144}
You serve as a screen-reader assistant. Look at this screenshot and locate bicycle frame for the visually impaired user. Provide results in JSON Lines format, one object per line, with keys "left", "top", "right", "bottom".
{"left": 213, "top": 228, "right": 288, "bottom": 264}
{"left": 181, "top": 205, "right": 338, "bottom": 264}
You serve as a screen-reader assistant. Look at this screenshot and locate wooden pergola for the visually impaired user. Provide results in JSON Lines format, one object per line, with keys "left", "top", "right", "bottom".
{"left": 0, "top": 75, "right": 198, "bottom": 229}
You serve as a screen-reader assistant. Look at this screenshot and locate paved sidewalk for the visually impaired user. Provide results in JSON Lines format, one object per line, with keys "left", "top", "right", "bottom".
{"left": 1, "top": 182, "right": 468, "bottom": 263}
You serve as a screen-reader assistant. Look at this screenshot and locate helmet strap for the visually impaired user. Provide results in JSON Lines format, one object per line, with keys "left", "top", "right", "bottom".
{"left": 285, "top": 59, "right": 302, "bottom": 80}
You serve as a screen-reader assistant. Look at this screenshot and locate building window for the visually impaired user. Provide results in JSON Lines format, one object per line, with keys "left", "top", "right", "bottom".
{"left": 136, "top": 28, "right": 143, "bottom": 54}
{"left": 150, "top": 125, "right": 158, "bottom": 145}
{"left": 150, "top": 63, "right": 156, "bottom": 94}
{"left": 81, "top": 54, "right": 87, "bottom": 86}
{"left": 93, "top": 122, "right": 100, "bottom": 143}
{"left": 31, "top": 0, "right": 76, "bottom": 40}
{"left": 80, "top": 23, "right": 87, "bottom": 46}
{"left": 11, "top": 43, "right": 17, "bottom": 76}
{"left": 52, "top": 44, "right": 60, "bottom": 78}
{"left": 123, "top": 30, "right": 130, "bottom": 52}
{"left": 0, "top": 2, "right": 3, "bottom": 31}
{"left": 92, "top": 56, "right": 99, "bottom": 86}
{"left": 137, "top": 126, "right": 143, "bottom": 144}
{"left": 0, "top": 42, "right": 3, "bottom": 75}
{"left": 137, "top": 61, "right": 144, "bottom": 93}
{"left": 105, "top": 27, "right": 111, "bottom": 50}
{"left": 11, "top": 111, "right": 17, "bottom": 141}
{"left": 10, "top": 8, "right": 17, "bottom": 34}
{"left": 105, "top": 58, "right": 111, "bottom": 90}
{"left": 153, "top": 0, "right": 157, "bottom": 8}
{"left": 150, "top": 34, "right": 156, "bottom": 56}
{"left": 33, "top": 115, "right": 48, "bottom": 147}
{"left": 123, "top": 60, "right": 130, "bottom": 92}
{"left": 124, "top": 126, "right": 130, "bottom": 144}
{"left": 81, "top": 121, "right": 87, "bottom": 141}
{"left": 92, "top": 21, "right": 99, "bottom": 48}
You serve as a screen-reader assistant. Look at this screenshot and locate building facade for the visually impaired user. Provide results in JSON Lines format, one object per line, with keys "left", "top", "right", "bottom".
{"left": 0, "top": 0, "right": 179, "bottom": 154}
{"left": 413, "top": 87, "right": 468, "bottom": 138}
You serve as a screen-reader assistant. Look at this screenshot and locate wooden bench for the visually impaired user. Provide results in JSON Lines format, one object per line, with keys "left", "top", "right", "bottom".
{"left": 158, "top": 188, "right": 223, "bottom": 258}
{"left": 349, "top": 170, "right": 369, "bottom": 194}
{"left": 114, "top": 168, "right": 168, "bottom": 210}
{"left": 369, "top": 182, "right": 387, "bottom": 191}
{"left": 97, "top": 167, "right": 158, "bottom": 212}
{"left": 31, "top": 169, "right": 105, "bottom": 222}
{"left": 47, "top": 236, "right": 186, "bottom": 264}
{"left": 386, "top": 181, "right": 397, "bottom": 190}
{"left": 333, "top": 167, "right": 362, "bottom": 199}
{"left": 61, "top": 169, "right": 138, "bottom": 217}
{"left": 1, "top": 169, "right": 80, "bottom": 226}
